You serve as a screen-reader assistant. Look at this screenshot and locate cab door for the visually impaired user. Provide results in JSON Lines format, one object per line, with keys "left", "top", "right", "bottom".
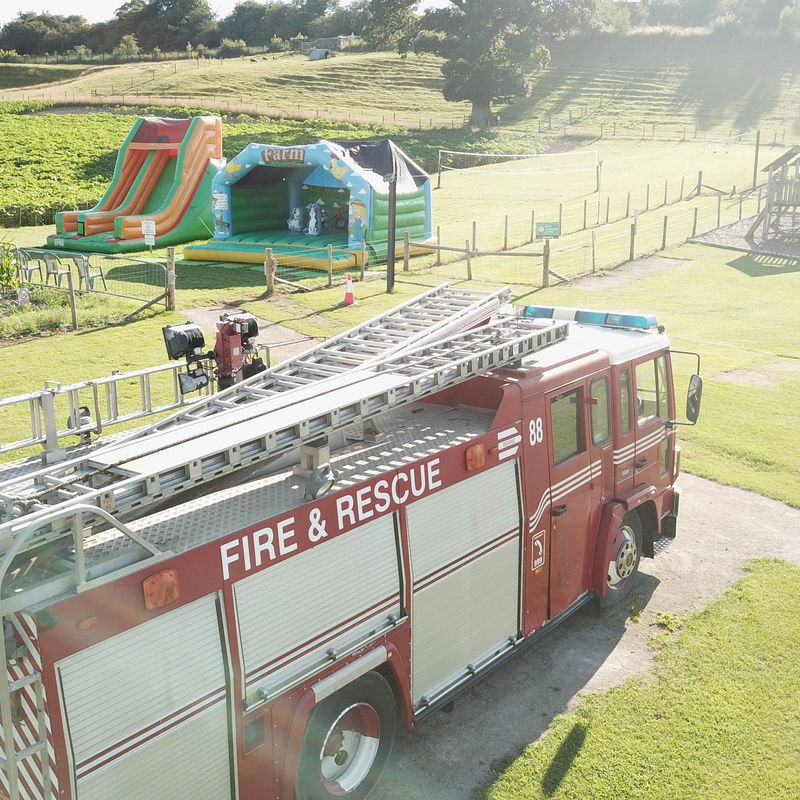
{"left": 546, "top": 381, "right": 594, "bottom": 618}
{"left": 632, "top": 353, "right": 672, "bottom": 489}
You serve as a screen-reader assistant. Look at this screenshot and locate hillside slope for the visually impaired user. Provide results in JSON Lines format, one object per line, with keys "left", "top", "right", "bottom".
{"left": 2, "top": 33, "right": 799, "bottom": 135}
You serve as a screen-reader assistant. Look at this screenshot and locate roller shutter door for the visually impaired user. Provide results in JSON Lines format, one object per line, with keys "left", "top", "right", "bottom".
{"left": 58, "top": 594, "right": 232, "bottom": 800}
{"left": 235, "top": 514, "right": 401, "bottom": 703}
{"left": 407, "top": 461, "right": 521, "bottom": 704}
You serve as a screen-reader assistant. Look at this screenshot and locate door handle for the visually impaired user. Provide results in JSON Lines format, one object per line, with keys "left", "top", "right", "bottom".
{"left": 553, "top": 505, "right": 568, "bottom": 517}
{"left": 635, "top": 459, "right": 648, "bottom": 470}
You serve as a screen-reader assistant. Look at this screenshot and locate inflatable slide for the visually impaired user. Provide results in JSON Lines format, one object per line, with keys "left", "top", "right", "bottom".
{"left": 47, "top": 116, "right": 224, "bottom": 254}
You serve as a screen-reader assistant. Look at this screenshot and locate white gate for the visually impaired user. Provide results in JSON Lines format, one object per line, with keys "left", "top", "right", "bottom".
{"left": 407, "top": 461, "right": 521, "bottom": 705}
{"left": 57, "top": 594, "right": 232, "bottom": 800}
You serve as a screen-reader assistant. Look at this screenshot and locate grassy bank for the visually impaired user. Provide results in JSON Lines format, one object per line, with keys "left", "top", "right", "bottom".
{"left": 488, "top": 559, "right": 800, "bottom": 800}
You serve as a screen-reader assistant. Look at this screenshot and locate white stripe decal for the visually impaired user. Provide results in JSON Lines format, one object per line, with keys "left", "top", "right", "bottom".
{"left": 498, "top": 446, "right": 519, "bottom": 460}
{"left": 527, "top": 460, "right": 601, "bottom": 530}
{"left": 498, "top": 434, "right": 522, "bottom": 449}
{"left": 497, "top": 426, "right": 519, "bottom": 440}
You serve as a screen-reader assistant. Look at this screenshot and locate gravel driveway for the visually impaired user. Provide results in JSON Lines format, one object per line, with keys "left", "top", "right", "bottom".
{"left": 373, "top": 474, "right": 800, "bottom": 799}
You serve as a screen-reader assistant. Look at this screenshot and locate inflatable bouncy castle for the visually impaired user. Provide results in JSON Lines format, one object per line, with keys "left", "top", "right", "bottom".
{"left": 184, "top": 139, "right": 432, "bottom": 270}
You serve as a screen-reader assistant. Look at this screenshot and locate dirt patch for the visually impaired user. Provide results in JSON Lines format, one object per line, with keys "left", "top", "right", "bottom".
{"left": 715, "top": 359, "right": 800, "bottom": 387}
{"left": 565, "top": 255, "right": 687, "bottom": 291}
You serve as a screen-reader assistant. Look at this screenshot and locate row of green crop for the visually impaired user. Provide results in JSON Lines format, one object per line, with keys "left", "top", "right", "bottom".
{"left": 0, "top": 103, "right": 541, "bottom": 227}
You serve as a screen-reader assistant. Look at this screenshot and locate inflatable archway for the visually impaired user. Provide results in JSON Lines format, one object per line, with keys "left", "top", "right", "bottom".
{"left": 185, "top": 138, "right": 432, "bottom": 270}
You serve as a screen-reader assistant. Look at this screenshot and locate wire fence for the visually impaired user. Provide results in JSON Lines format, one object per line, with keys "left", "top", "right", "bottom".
{"left": 17, "top": 248, "right": 168, "bottom": 303}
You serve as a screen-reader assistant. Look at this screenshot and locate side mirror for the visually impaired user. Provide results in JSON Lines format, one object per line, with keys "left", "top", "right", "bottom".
{"left": 686, "top": 375, "right": 703, "bottom": 424}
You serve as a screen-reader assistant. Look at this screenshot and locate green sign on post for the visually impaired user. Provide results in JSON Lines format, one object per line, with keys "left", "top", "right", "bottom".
{"left": 535, "top": 222, "right": 561, "bottom": 240}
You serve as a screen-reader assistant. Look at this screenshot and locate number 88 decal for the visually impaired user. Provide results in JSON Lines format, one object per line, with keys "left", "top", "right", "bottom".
{"left": 529, "top": 417, "right": 543, "bottom": 446}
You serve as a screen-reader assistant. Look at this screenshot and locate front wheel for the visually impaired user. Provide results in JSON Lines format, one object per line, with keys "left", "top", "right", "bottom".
{"left": 599, "top": 511, "right": 642, "bottom": 607}
{"left": 295, "top": 671, "right": 397, "bottom": 800}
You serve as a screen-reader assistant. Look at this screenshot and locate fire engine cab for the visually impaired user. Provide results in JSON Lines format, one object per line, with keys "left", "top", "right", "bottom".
{"left": 0, "top": 285, "right": 701, "bottom": 800}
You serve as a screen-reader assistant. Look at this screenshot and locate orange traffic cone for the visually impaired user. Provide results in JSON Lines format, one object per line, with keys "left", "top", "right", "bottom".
{"left": 342, "top": 272, "right": 356, "bottom": 306}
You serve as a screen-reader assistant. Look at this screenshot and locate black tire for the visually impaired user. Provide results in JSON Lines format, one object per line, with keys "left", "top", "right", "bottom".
{"left": 295, "top": 671, "right": 397, "bottom": 800}
{"left": 599, "top": 511, "right": 643, "bottom": 608}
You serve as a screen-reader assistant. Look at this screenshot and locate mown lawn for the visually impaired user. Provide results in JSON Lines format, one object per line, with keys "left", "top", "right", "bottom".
{"left": 488, "top": 559, "right": 800, "bottom": 800}
{"left": 0, "top": 63, "right": 94, "bottom": 90}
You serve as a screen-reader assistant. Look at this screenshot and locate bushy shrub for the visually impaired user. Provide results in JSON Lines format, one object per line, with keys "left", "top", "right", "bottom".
{"left": 217, "top": 38, "right": 248, "bottom": 58}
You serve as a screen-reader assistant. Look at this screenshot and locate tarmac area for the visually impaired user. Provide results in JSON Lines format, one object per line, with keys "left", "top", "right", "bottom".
{"left": 374, "top": 474, "right": 800, "bottom": 799}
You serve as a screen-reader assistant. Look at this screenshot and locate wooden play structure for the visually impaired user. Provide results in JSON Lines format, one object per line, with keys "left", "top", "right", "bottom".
{"left": 749, "top": 145, "right": 800, "bottom": 242}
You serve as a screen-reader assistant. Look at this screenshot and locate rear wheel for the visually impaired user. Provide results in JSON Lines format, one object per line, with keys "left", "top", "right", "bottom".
{"left": 600, "top": 511, "right": 642, "bottom": 607}
{"left": 296, "top": 671, "right": 397, "bottom": 800}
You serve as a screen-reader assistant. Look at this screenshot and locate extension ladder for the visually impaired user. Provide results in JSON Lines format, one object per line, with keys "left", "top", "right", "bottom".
{"left": 0, "top": 315, "right": 568, "bottom": 555}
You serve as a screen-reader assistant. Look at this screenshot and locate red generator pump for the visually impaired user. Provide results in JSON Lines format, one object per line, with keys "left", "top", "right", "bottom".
{"left": 162, "top": 311, "right": 266, "bottom": 393}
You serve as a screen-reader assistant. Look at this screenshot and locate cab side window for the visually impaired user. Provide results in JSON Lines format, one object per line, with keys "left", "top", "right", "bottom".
{"left": 590, "top": 378, "right": 610, "bottom": 445}
{"left": 635, "top": 355, "right": 670, "bottom": 424}
{"left": 619, "top": 370, "right": 632, "bottom": 434}
{"left": 551, "top": 388, "right": 585, "bottom": 463}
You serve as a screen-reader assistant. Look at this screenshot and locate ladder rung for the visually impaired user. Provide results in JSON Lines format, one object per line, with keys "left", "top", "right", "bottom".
{"left": 8, "top": 672, "right": 39, "bottom": 692}
{"left": 17, "top": 741, "right": 46, "bottom": 761}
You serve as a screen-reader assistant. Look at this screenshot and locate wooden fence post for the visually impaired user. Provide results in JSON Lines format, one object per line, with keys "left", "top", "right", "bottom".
{"left": 738, "top": 193, "right": 743, "bottom": 220}
{"left": 605, "top": 196, "right": 610, "bottom": 224}
{"left": 436, "top": 226, "right": 442, "bottom": 266}
{"left": 645, "top": 183, "right": 650, "bottom": 212}
{"left": 629, "top": 224, "right": 636, "bottom": 262}
{"left": 326, "top": 245, "right": 333, "bottom": 288}
{"left": 696, "top": 170, "right": 703, "bottom": 196}
{"left": 530, "top": 210, "right": 535, "bottom": 243}
{"left": 716, "top": 194, "right": 722, "bottom": 228}
{"left": 625, "top": 191, "right": 631, "bottom": 218}
{"left": 465, "top": 240, "right": 472, "bottom": 281}
{"left": 663, "top": 180, "right": 668, "bottom": 207}
{"left": 542, "top": 239, "right": 550, "bottom": 288}
{"left": 595, "top": 160, "right": 602, "bottom": 193}
{"left": 264, "top": 248, "right": 275, "bottom": 297}
{"left": 503, "top": 215, "right": 509, "bottom": 251}
{"left": 166, "top": 246, "right": 176, "bottom": 310}
{"left": 692, "top": 207, "right": 699, "bottom": 236}
{"left": 66, "top": 269, "right": 78, "bottom": 331}
{"left": 582, "top": 199, "right": 588, "bottom": 230}
{"left": 403, "top": 231, "right": 410, "bottom": 271}
{"left": 680, "top": 176, "right": 685, "bottom": 200}
{"left": 661, "top": 216, "right": 668, "bottom": 250}
{"left": 558, "top": 203, "right": 563, "bottom": 230}
{"left": 591, "top": 229, "right": 597, "bottom": 274}
{"left": 360, "top": 241, "right": 367, "bottom": 281}
{"left": 472, "top": 220, "right": 477, "bottom": 252}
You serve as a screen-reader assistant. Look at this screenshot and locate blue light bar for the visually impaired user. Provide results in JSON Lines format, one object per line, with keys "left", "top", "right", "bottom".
{"left": 520, "top": 305, "right": 658, "bottom": 330}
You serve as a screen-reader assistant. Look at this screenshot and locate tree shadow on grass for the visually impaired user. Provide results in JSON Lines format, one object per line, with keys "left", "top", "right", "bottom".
{"left": 541, "top": 721, "right": 588, "bottom": 796}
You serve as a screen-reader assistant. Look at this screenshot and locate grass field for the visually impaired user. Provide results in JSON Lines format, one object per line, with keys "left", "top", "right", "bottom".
{"left": 488, "top": 559, "right": 800, "bottom": 800}
{"left": 3, "top": 33, "right": 799, "bottom": 137}
{"left": 0, "top": 63, "right": 95, "bottom": 90}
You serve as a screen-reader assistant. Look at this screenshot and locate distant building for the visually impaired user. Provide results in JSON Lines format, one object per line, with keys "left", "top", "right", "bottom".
{"left": 293, "top": 35, "right": 361, "bottom": 53}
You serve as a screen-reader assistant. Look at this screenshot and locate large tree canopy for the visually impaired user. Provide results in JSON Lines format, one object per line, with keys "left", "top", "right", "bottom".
{"left": 411, "top": 0, "right": 598, "bottom": 127}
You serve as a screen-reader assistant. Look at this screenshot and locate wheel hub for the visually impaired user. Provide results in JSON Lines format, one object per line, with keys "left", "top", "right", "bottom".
{"left": 608, "top": 525, "right": 637, "bottom": 588}
{"left": 319, "top": 702, "right": 380, "bottom": 796}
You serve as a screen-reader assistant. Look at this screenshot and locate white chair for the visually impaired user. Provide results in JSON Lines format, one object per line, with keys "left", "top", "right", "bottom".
{"left": 42, "top": 253, "right": 70, "bottom": 287}
{"left": 74, "top": 255, "right": 107, "bottom": 292}
{"left": 17, "top": 251, "right": 43, "bottom": 284}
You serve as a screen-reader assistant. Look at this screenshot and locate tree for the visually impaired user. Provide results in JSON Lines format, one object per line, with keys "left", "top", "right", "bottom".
{"left": 780, "top": 0, "right": 800, "bottom": 36}
{"left": 365, "top": 0, "right": 418, "bottom": 50}
{"left": 413, "top": 0, "right": 599, "bottom": 128}
{"left": 113, "top": 33, "right": 141, "bottom": 60}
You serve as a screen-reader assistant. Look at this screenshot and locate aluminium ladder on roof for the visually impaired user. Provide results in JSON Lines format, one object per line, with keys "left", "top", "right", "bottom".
{"left": 0, "top": 316, "right": 569, "bottom": 556}
{"left": 121, "top": 283, "right": 512, "bottom": 439}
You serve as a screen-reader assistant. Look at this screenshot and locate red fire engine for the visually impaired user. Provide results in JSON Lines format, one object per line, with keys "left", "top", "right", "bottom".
{"left": 0, "top": 285, "right": 701, "bottom": 800}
